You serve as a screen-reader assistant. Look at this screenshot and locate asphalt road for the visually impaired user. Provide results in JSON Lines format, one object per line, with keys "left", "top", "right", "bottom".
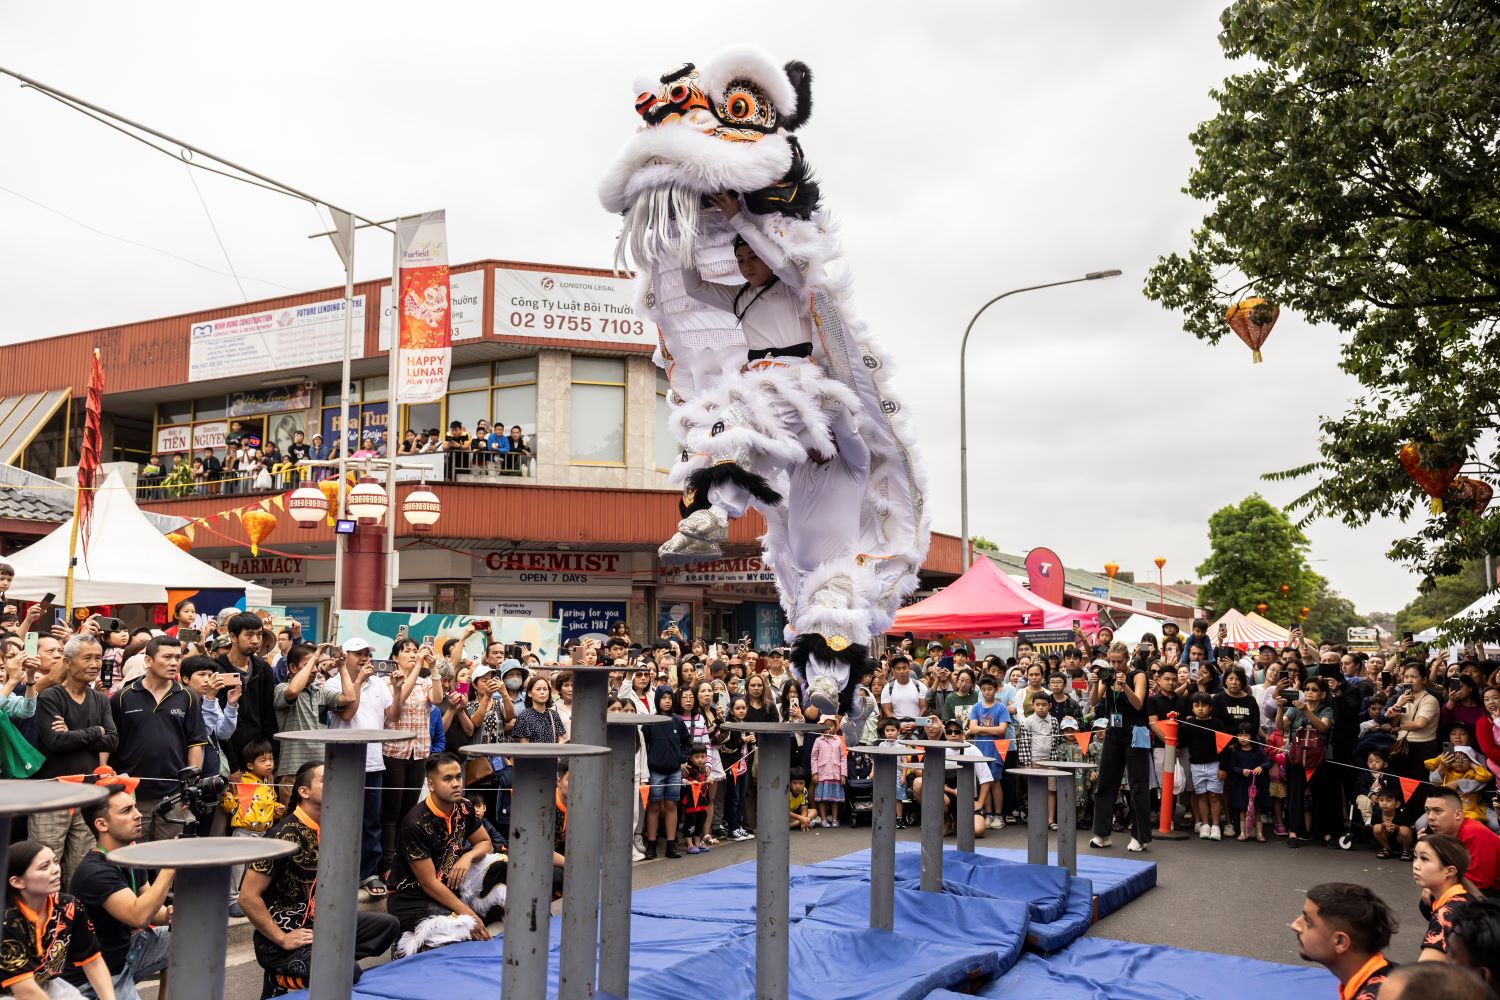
{"left": 144, "top": 822, "right": 1424, "bottom": 998}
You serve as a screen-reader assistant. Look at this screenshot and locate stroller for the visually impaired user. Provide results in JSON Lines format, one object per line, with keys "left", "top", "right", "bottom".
{"left": 1337, "top": 730, "right": 1399, "bottom": 850}
{"left": 844, "top": 745, "right": 876, "bottom": 826}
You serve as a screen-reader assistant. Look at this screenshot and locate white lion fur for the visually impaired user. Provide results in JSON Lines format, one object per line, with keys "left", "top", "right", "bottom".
{"left": 600, "top": 127, "right": 791, "bottom": 219}
{"left": 698, "top": 45, "right": 799, "bottom": 117}
{"left": 392, "top": 853, "right": 506, "bottom": 958}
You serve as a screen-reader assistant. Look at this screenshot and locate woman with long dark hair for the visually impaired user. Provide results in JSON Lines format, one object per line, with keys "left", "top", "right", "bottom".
{"left": 2, "top": 841, "right": 116, "bottom": 998}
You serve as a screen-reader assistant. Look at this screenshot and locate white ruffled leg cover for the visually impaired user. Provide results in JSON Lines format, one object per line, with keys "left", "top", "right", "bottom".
{"left": 394, "top": 853, "right": 508, "bottom": 958}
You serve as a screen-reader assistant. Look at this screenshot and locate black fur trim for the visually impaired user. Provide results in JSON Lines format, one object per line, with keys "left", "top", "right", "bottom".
{"left": 782, "top": 61, "right": 813, "bottom": 131}
{"left": 678, "top": 482, "right": 713, "bottom": 519}
{"left": 744, "top": 147, "right": 821, "bottom": 221}
{"left": 791, "top": 633, "right": 868, "bottom": 714}
{"left": 686, "top": 464, "right": 783, "bottom": 507}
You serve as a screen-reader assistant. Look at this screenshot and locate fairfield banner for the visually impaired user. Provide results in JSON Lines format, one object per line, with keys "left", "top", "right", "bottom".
{"left": 395, "top": 211, "right": 452, "bottom": 404}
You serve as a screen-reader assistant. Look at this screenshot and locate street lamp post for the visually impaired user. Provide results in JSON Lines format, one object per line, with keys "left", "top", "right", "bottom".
{"left": 960, "top": 271, "right": 1121, "bottom": 569}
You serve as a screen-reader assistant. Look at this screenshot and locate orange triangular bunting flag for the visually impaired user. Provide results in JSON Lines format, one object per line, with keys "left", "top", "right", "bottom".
{"left": 639, "top": 783, "right": 649, "bottom": 813}
{"left": 1070, "top": 731, "right": 1091, "bottom": 755}
{"left": 235, "top": 782, "right": 257, "bottom": 817}
{"left": 1398, "top": 776, "right": 1420, "bottom": 802}
{"left": 994, "top": 739, "right": 1010, "bottom": 759}
{"left": 1214, "top": 731, "right": 1233, "bottom": 753}
{"left": 1303, "top": 765, "right": 1318, "bottom": 781}
{"left": 271, "top": 493, "right": 286, "bottom": 510}
{"left": 729, "top": 757, "right": 746, "bottom": 778}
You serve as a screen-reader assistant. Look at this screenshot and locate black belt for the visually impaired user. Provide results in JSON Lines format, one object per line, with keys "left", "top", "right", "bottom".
{"left": 746, "top": 342, "right": 813, "bottom": 362}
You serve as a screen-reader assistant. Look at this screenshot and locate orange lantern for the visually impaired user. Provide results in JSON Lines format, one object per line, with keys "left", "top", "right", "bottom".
{"left": 1153, "top": 557, "right": 1166, "bottom": 570}
{"left": 1224, "top": 297, "right": 1280, "bottom": 363}
{"left": 1279, "top": 584, "right": 1290, "bottom": 596}
{"left": 1399, "top": 441, "right": 1463, "bottom": 514}
{"left": 1103, "top": 562, "right": 1119, "bottom": 579}
{"left": 1255, "top": 602, "right": 1268, "bottom": 615}
{"left": 242, "top": 509, "right": 278, "bottom": 557}
{"left": 166, "top": 531, "right": 192, "bottom": 552}
{"left": 1299, "top": 606, "right": 1310, "bottom": 621}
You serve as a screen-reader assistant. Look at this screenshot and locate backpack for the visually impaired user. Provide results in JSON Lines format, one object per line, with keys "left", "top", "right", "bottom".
{"left": 1287, "top": 719, "right": 1326, "bottom": 770}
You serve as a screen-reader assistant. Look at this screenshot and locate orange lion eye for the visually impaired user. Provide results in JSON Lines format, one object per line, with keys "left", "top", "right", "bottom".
{"left": 726, "top": 90, "right": 757, "bottom": 120}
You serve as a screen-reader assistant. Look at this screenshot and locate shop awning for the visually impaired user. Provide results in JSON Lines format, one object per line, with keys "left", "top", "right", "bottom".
{"left": 0, "top": 389, "right": 70, "bottom": 465}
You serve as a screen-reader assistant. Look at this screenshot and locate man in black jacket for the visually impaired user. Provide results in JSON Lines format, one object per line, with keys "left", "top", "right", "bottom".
{"left": 33, "top": 634, "right": 118, "bottom": 880}
{"left": 216, "top": 611, "right": 276, "bottom": 772}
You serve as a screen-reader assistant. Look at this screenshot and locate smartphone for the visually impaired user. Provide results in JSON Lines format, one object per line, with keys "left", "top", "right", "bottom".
{"left": 40, "top": 593, "right": 55, "bottom": 607}
{"left": 1442, "top": 741, "right": 1455, "bottom": 755}
{"left": 1071, "top": 619, "right": 1081, "bottom": 631}
{"left": 218, "top": 672, "right": 242, "bottom": 688}
{"left": 1189, "top": 662, "right": 1199, "bottom": 678}
{"left": 23, "top": 634, "right": 37, "bottom": 657}
{"left": 912, "top": 716, "right": 932, "bottom": 727}
{"left": 1403, "top": 631, "right": 1414, "bottom": 643}
{"left": 372, "top": 659, "right": 396, "bottom": 675}
{"left": 474, "top": 619, "right": 492, "bottom": 633}
{"left": 179, "top": 628, "right": 202, "bottom": 644}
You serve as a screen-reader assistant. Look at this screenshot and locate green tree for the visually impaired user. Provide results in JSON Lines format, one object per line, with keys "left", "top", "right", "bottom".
{"left": 971, "top": 535, "right": 999, "bottom": 553}
{"left": 1196, "top": 495, "right": 1321, "bottom": 623}
{"left": 1301, "top": 583, "right": 1369, "bottom": 647}
{"left": 1393, "top": 560, "right": 1491, "bottom": 636}
{"left": 1145, "top": 0, "right": 1500, "bottom": 640}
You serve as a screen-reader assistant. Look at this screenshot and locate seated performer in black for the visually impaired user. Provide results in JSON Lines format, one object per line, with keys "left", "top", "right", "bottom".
{"left": 239, "top": 762, "right": 400, "bottom": 998}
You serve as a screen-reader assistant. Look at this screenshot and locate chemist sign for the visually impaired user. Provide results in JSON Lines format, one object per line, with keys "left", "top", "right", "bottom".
{"left": 492, "top": 267, "right": 650, "bottom": 347}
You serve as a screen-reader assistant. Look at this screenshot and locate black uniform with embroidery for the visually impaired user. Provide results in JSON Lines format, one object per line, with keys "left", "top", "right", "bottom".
{"left": 0, "top": 893, "right": 101, "bottom": 991}
{"left": 388, "top": 797, "right": 484, "bottom": 931}
{"left": 1422, "top": 889, "right": 1472, "bottom": 955}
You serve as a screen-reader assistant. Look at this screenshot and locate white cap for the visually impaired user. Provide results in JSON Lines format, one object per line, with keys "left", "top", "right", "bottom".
{"left": 342, "top": 637, "right": 372, "bottom": 653}
{"left": 1060, "top": 716, "right": 1079, "bottom": 730}
{"left": 471, "top": 663, "right": 495, "bottom": 680}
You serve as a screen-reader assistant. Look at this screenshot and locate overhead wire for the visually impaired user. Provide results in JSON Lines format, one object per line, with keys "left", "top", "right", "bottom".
{"left": 182, "top": 157, "right": 251, "bottom": 302}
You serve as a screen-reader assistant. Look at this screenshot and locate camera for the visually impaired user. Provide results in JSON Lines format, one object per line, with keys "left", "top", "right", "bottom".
{"left": 1096, "top": 666, "right": 1115, "bottom": 687}
{"left": 156, "top": 766, "right": 228, "bottom": 835}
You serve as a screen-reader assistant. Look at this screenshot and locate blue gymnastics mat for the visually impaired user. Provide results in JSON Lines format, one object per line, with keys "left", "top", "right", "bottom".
{"left": 925, "top": 936, "right": 1336, "bottom": 1000}
{"left": 287, "top": 845, "right": 1158, "bottom": 1000}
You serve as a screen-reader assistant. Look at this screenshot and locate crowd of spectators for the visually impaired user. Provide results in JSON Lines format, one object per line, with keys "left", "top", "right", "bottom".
{"left": 1, "top": 580, "right": 1498, "bottom": 997}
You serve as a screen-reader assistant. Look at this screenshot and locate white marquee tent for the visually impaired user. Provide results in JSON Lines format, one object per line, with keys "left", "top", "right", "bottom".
{"left": 1415, "top": 589, "right": 1500, "bottom": 646}
{"left": 3, "top": 470, "right": 272, "bottom": 606}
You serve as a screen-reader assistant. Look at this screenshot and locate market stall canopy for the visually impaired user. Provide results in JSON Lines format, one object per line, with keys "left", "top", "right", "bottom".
{"left": 1211, "top": 608, "right": 1290, "bottom": 650}
{"left": 3, "top": 470, "right": 272, "bottom": 606}
{"left": 1108, "top": 614, "right": 1171, "bottom": 647}
{"left": 891, "top": 557, "right": 1096, "bottom": 637}
{"left": 1415, "top": 589, "right": 1500, "bottom": 644}
{"left": 1245, "top": 611, "right": 1293, "bottom": 641}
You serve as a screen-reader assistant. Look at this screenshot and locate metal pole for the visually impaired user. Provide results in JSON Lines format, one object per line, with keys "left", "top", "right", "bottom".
{"left": 558, "top": 671, "right": 610, "bottom": 1000}
{"left": 755, "top": 733, "right": 791, "bottom": 1000}
{"left": 330, "top": 213, "right": 355, "bottom": 633}
{"left": 869, "top": 756, "right": 895, "bottom": 932}
{"left": 957, "top": 271, "right": 1121, "bottom": 570}
{"left": 955, "top": 762, "right": 975, "bottom": 854}
{"left": 919, "top": 748, "right": 947, "bottom": 891}
{"left": 1056, "top": 772, "right": 1077, "bottom": 875}
{"left": 505, "top": 755, "right": 558, "bottom": 1000}
{"left": 1024, "top": 773, "right": 1050, "bottom": 866}
{"left": 599, "top": 723, "right": 638, "bottom": 996}
{"left": 385, "top": 221, "right": 402, "bottom": 612}
{"left": 309, "top": 741, "right": 366, "bottom": 1000}
{"left": 167, "top": 866, "right": 231, "bottom": 999}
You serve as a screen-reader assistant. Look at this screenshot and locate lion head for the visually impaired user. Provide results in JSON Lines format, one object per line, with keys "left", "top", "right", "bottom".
{"left": 601, "top": 46, "right": 819, "bottom": 269}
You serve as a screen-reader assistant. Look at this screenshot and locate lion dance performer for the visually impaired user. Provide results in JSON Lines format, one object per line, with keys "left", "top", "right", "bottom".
{"left": 601, "top": 46, "right": 930, "bottom": 710}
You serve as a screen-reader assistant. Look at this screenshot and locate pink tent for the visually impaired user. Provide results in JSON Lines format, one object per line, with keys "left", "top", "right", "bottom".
{"left": 891, "top": 558, "right": 1097, "bottom": 637}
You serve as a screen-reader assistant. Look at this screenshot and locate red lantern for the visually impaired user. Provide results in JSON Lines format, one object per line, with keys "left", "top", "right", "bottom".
{"left": 1299, "top": 606, "right": 1310, "bottom": 620}
{"left": 1279, "top": 584, "right": 1290, "bottom": 597}
{"left": 1447, "top": 476, "right": 1493, "bottom": 518}
{"left": 166, "top": 531, "right": 192, "bottom": 552}
{"left": 1399, "top": 441, "right": 1463, "bottom": 514}
{"left": 1224, "top": 297, "right": 1280, "bottom": 363}
{"left": 1255, "top": 602, "right": 1268, "bottom": 616}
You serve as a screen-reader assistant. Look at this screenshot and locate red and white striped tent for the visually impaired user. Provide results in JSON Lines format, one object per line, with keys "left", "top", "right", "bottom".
{"left": 1211, "top": 608, "right": 1291, "bottom": 650}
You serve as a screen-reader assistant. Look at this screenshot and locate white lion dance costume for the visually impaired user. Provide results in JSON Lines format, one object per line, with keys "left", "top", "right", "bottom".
{"left": 601, "top": 47, "right": 930, "bottom": 709}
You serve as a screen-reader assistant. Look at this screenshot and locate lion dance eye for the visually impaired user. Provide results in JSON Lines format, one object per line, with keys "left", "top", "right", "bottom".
{"left": 668, "top": 84, "right": 689, "bottom": 104}
{"left": 726, "top": 91, "right": 757, "bottom": 120}
{"left": 711, "top": 421, "right": 726, "bottom": 436}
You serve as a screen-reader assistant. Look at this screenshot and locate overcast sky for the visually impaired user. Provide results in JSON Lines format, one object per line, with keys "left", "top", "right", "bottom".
{"left": 0, "top": 2, "right": 1424, "bottom": 613}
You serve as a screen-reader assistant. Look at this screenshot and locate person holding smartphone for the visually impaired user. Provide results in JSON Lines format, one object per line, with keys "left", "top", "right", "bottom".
{"left": 1088, "top": 643, "right": 1152, "bottom": 853}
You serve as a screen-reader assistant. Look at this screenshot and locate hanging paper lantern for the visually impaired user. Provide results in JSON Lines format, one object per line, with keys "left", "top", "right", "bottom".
{"left": 1224, "top": 297, "right": 1280, "bottom": 363}
{"left": 1299, "top": 606, "right": 1311, "bottom": 620}
{"left": 166, "top": 531, "right": 192, "bottom": 552}
{"left": 348, "top": 478, "right": 390, "bottom": 523}
{"left": 1279, "top": 584, "right": 1290, "bottom": 596}
{"left": 1446, "top": 476, "right": 1493, "bottom": 518}
{"left": 1255, "top": 602, "right": 1268, "bottom": 615}
{"left": 1103, "top": 562, "right": 1119, "bottom": 579}
{"left": 242, "top": 509, "right": 278, "bottom": 557}
{"left": 1153, "top": 557, "right": 1166, "bottom": 570}
{"left": 287, "top": 485, "right": 328, "bottom": 528}
{"left": 1398, "top": 441, "right": 1463, "bottom": 514}
{"left": 402, "top": 488, "right": 442, "bottom": 532}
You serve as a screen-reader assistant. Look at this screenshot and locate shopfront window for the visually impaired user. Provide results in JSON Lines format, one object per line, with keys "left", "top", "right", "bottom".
{"left": 654, "top": 371, "right": 677, "bottom": 472}
{"left": 570, "top": 357, "right": 625, "bottom": 465}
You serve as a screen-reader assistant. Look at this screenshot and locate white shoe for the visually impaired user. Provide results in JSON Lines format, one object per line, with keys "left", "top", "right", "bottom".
{"left": 632, "top": 848, "right": 646, "bottom": 862}
{"left": 658, "top": 509, "right": 728, "bottom": 564}
{"left": 1222, "top": 822, "right": 1236, "bottom": 838}
{"left": 1199, "top": 826, "right": 1211, "bottom": 840}
{"left": 732, "top": 828, "right": 754, "bottom": 841}
{"left": 1210, "top": 826, "right": 1222, "bottom": 841}
{"left": 809, "top": 816, "right": 822, "bottom": 828}
{"left": 1088, "top": 836, "right": 1112, "bottom": 849}
{"left": 985, "top": 815, "right": 1000, "bottom": 830}
{"left": 1127, "top": 838, "right": 1147, "bottom": 853}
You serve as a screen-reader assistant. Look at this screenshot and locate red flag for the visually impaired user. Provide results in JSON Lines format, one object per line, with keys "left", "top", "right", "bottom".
{"left": 995, "top": 739, "right": 1010, "bottom": 759}
{"left": 1304, "top": 765, "right": 1318, "bottom": 781}
{"left": 235, "top": 782, "right": 258, "bottom": 817}
{"left": 76, "top": 348, "right": 105, "bottom": 560}
{"left": 729, "top": 757, "right": 747, "bottom": 778}
{"left": 639, "top": 784, "right": 649, "bottom": 812}
{"left": 1214, "top": 731, "right": 1233, "bottom": 754}
{"left": 685, "top": 780, "right": 703, "bottom": 808}
{"left": 1070, "top": 731, "right": 1092, "bottom": 755}
{"left": 1398, "top": 776, "right": 1420, "bottom": 802}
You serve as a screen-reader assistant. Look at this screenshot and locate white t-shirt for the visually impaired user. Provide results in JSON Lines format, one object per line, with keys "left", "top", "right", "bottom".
{"left": 882, "top": 677, "right": 928, "bottom": 719}
{"left": 325, "top": 673, "right": 394, "bottom": 771}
